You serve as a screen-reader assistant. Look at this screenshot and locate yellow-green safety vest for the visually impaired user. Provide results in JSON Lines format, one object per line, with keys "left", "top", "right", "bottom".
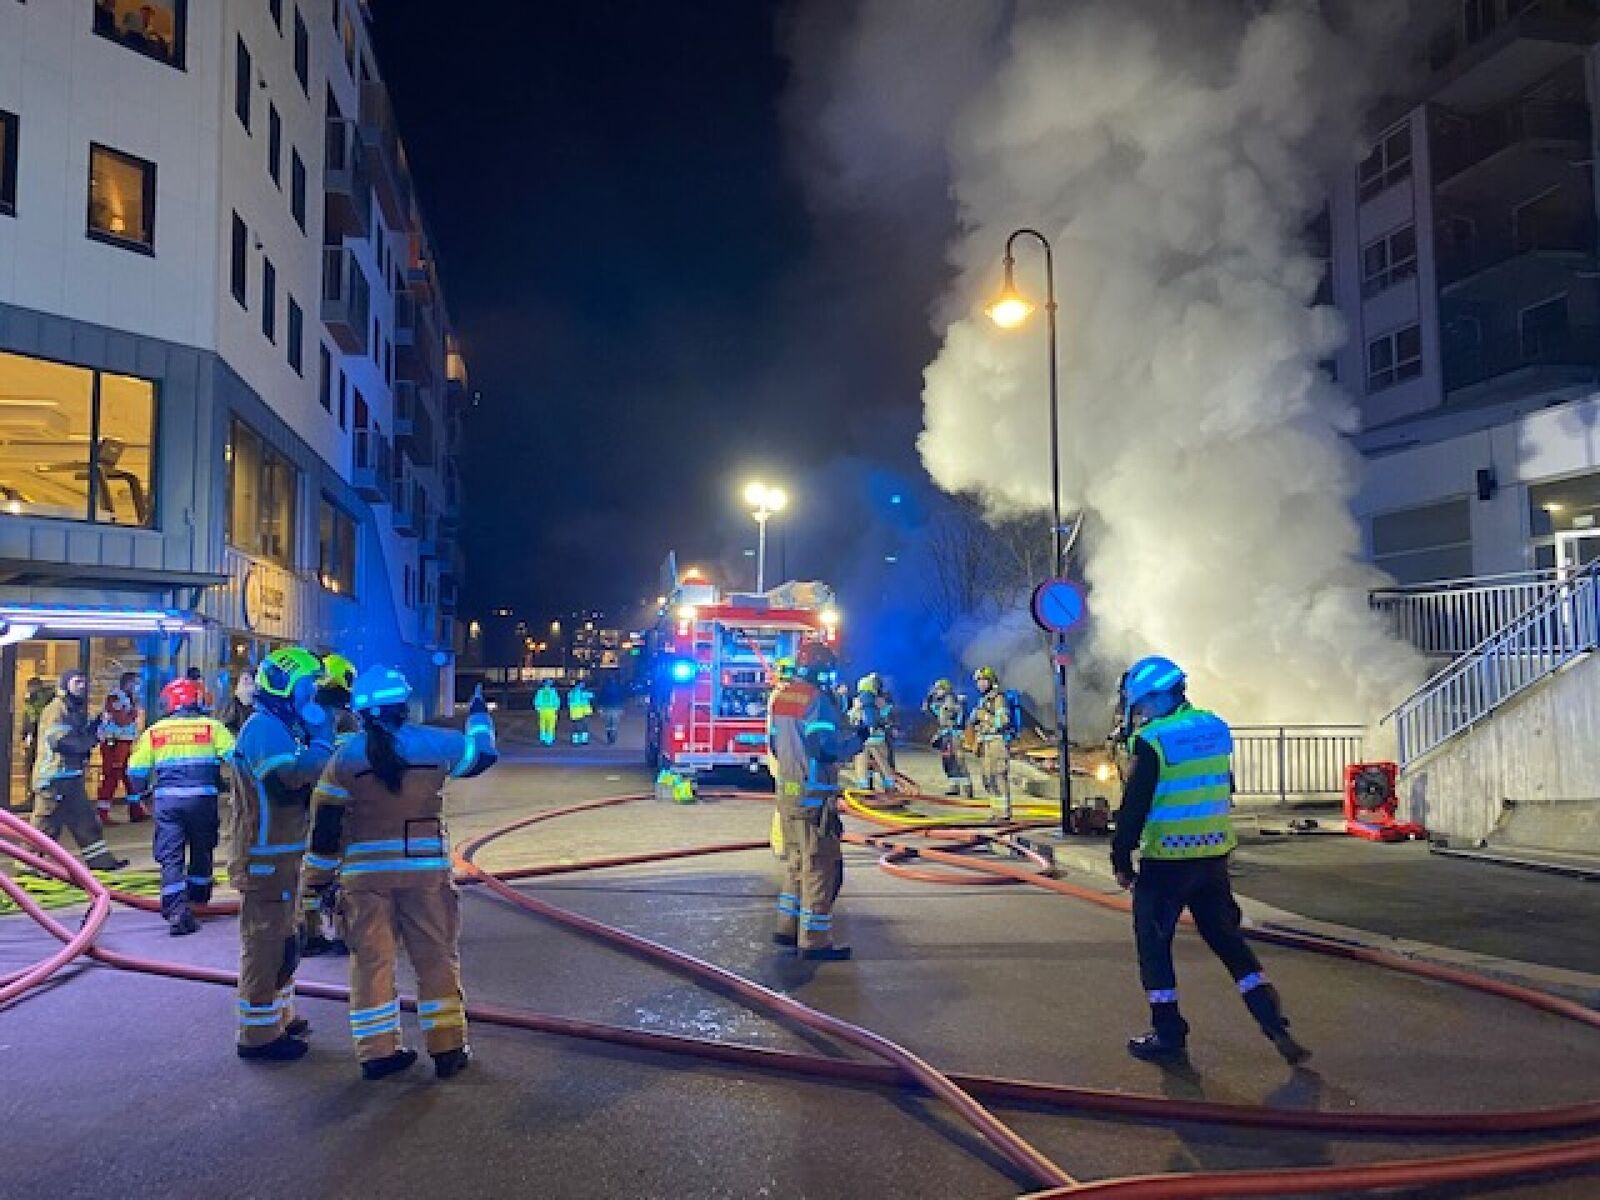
{"left": 1135, "top": 705, "right": 1237, "bottom": 861}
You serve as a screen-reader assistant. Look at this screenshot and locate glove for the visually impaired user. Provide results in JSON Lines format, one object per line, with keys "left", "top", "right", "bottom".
{"left": 855, "top": 723, "right": 872, "bottom": 743}
{"left": 469, "top": 684, "right": 488, "bottom": 717}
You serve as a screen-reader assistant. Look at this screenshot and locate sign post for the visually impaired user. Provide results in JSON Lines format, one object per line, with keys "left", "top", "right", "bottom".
{"left": 1031, "top": 578, "right": 1089, "bottom": 837}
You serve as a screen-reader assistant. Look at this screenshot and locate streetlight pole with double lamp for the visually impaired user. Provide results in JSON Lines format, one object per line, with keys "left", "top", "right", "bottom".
{"left": 744, "top": 481, "right": 788, "bottom": 593}
{"left": 987, "top": 227, "right": 1073, "bottom": 836}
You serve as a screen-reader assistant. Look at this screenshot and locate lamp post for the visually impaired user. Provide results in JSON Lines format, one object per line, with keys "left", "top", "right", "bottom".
{"left": 987, "top": 227, "right": 1073, "bottom": 836}
{"left": 743, "top": 481, "right": 788, "bottom": 593}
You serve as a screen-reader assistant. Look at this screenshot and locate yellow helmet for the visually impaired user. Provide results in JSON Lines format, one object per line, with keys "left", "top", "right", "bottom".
{"left": 973, "top": 666, "right": 999, "bottom": 686}
{"left": 774, "top": 657, "right": 796, "bottom": 682}
{"left": 257, "top": 646, "right": 324, "bottom": 699}
{"left": 857, "top": 674, "right": 879, "bottom": 695}
{"left": 321, "top": 653, "right": 357, "bottom": 693}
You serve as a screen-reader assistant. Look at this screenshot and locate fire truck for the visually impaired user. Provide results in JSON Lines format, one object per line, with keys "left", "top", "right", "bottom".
{"left": 646, "top": 573, "right": 839, "bottom": 775}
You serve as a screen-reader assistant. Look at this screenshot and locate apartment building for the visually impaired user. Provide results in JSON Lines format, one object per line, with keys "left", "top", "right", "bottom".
{"left": 1330, "top": 0, "right": 1600, "bottom": 587}
{"left": 0, "top": 0, "right": 467, "bottom": 809}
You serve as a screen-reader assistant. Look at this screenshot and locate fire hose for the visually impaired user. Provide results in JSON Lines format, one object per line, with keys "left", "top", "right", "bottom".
{"left": 5, "top": 797, "right": 1600, "bottom": 1196}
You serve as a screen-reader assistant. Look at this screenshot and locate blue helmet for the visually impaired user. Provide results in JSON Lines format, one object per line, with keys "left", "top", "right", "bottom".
{"left": 351, "top": 665, "right": 414, "bottom": 716}
{"left": 1121, "top": 656, "right": 1187, "bottom": 708}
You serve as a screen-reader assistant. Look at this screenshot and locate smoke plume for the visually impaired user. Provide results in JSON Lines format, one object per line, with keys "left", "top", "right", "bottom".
{"left": 789, "top": 0, "right": 1439, "bottom": 725}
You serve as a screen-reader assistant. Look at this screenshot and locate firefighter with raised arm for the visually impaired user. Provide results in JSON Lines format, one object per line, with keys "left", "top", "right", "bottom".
{"left": 767, "top": 641, "right": 861, "bottom": 960}
{"left": 227, "top": 647, "right": 334, "bottom": 1062}
{"left": 923, "top": 678, "right": 971, "bottom": 797}
{"left": 302, "top": 669, "right": 499, "bottom": 1080}
{"left": 1111, "top": 656, "right": 1308, "bottom": 1066}
{"left": 848, "top": 673, "right": 893, "bottom": 793}
{"left": 967, "top": 666, "right": 1012, "bottom": 821}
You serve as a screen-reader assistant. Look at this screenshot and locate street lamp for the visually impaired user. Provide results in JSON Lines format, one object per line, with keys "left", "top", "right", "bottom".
{"left": 743, "top": 481, "right": 788, "bottom": 593}
{"left": 987, "top": 227, "right": 1073, "bottom": 837}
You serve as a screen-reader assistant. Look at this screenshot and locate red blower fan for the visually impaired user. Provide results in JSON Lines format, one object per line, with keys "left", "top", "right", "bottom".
{"left": 1343, "top": 762, "right": 1426, "bottom": 843}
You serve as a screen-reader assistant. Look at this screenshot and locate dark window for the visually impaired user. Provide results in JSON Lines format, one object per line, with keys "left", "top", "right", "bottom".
{"left": 0, "top": 349, "right": 157, "bottom": 526}
{"left": 339, "top": 375, "right": 349, "bottom": 429}
{"left": 0, "top": 109, "right": 16, "bottom": 217}
{"left": 293, "top": 9, "right": 310, "bottom": 93}
{"left": 287, "top": 296, "right": 304, "bottom": 374}
{"left": 86, "top": 143, "right": 155, "bottom": 253}
{"left": 318, "top": 345, "right": 332, "bottom": 411}
{"left": 227, "top": 419, "right": 298, "bottom": 567}
{"left": 230, "top": 212, "right": 248, "bottom": 307}
{"left": 1360, "top": 223, "right": 1418, "bottom": 297}
{"left": 1371, "top": 499, "right": 1472, "bottom": 585}
{"left": 1521, "top": 295, "right": 1570, "bottom": 356}
{"left": 269, "top": 0, "right": 282, "bottom": 31}
{"left": 235, "top": 36, "right": 252, "bottom": 131}
{"left": 262, "top": 258, "right": 277, "bottom": 342}
{"left": 318, "top": 496, "right": 359, "bottom": 596}
{"left": 267, "top": 104, "right": 282, "bottom": 186}
{"left": 384, "top": 338, "right": 393, "bottom": 386}
{"left": 1357, "top": 123, "right": 1412, "bottom": 202}
{"left": 1367, "top": 323, "right": 1423, "bottom": 392}
{"left": 93, "top": 0, "right": 186, "bottom": 70}
{"left": 371, "top": 316, "right": 380, "bottom": 362}
{"left": 290, "top": 149, "right": 306, "bottom": 230}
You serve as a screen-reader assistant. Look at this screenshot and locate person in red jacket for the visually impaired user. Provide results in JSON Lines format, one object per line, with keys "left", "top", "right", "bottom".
{"left": 98, "top": 671, "right": 147, "bottom": 824}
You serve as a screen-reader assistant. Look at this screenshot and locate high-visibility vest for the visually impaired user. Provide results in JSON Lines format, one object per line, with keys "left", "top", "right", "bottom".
{"left": 1136, "top": 705, "right": 1237, "bottom": 861}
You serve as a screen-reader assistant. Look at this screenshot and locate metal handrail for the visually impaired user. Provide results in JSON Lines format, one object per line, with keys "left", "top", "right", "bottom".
{"left": 1370, "top": 568, "right": 1563, "bottom": 658}
{"left": 1231, "top": 724, "right": 1366, "bottom": 807}
{"left": 1383, "top": 558, "right": 1600, "bottom": 763}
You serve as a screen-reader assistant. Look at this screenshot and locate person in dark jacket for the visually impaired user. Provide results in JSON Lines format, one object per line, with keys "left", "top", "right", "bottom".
{"left": 217, "top": 672, "right": 257, "bottom": 734}
{"left": 31, "top": 669, "right": 127, "bottom": 870}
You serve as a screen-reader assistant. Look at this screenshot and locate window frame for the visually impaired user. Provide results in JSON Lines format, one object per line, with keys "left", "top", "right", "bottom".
{"left": 318, "top": 344, "right": 333, "bottom": 412}
{"left": 230, "top": 212, "right": 249, "bottom": 308}
{"left": 235, "top": 35, "right": 253, "bottom": 132}
{"left": 1357, "top": 122, "right": 1413, "bottom": 203}
{"left": 287, "top": 295, "right": 304, "bottom": 375}
{"left": 0, "top": 108, "right": 17, "bottom": 217}
{"left": 293, "top": 8, "right": 310, "bottom": 95}
{"left": 1366, "top": 322, "right": 1424, "bottom": 393}
{"left": 1360, "top": 223, "right": 1418, "bottom": 298}
{"left": 92, "top": 0, "right": 188, "bottom": 71}
{"left": 85, "top": 142, "right": 157, "bottom": 255}
{"left": 267, "top": 103, "right": 282, "bottom": 187}
{"left": 1371, "top": 497, "right": 1474, "bottom": 585}
{"left": 262, "top": 257, "right": 277, "bottom": 343}
{"left": 317, "top": 494, "right": 359, "bottom": 597}
{"left": 226, "top": 417, "right": 300, "bottom": 568}
{"left": 290, "top": 149, "right": 307, "bottom": 231}
{"left": 269, "top": 0, "right": 283, "bottom": 32}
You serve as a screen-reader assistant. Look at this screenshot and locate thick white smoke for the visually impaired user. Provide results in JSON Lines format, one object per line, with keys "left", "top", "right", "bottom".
{"left": 791, "top": 0, "right": 1436, "bottom": 725}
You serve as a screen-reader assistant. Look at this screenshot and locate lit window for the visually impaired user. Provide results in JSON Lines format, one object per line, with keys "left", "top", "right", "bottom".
{"left": 0, "top": 109, "right": 16, "bottom": 217}
{"left": 93, "top": 0, "right": 186, "bottom": 70}
{"left": 227, "top": 419, "right": 299, "bottom": 567}
{"left": 87, "top": 143, "right": 155, "bottom": 253}
{"left": 318, "top": 496, "right": 358, "bottom": 596}
{"left": 0, "top": 349, "right": 155, "bottom": 526}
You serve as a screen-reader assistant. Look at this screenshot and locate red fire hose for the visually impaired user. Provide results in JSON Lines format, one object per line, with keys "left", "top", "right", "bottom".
{"left": 5, "top": 796, "right": 1600, "bottom": 1197}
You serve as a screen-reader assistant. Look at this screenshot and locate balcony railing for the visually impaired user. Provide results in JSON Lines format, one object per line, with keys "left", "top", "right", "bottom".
{"left": 351, "top": 427, "right": 392, "bottom": 501}
{"left": 394, "top": 381, "right": 436, "bottom": 467}
{"left": 358, "top": 80, "right": 412, "bottom": 226}
{"left": 321, "top": 246, "right": 370, "bottom": 354}
{"left": 1433, "top": 100, "right": 1591, "bottom": 185}
{"left": 1428, "top": 2, "right": 1600, "bottom": 73}
{"left": 323, "top": 117, "right": 371, "bottom": 239}
{"left": 1443, "top": 322, "right": 1600, "bottom": 391}
{"left": 1370, "top": 568, "right": 1563, "bottom": 657}
{"left": 1436, "top": 214, "right": 1595, "bottom": 286}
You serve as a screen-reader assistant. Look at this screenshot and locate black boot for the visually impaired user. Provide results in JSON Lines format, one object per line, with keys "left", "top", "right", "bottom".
{"left": 772, "top": 931, "right": 798, "bottom": 947}
{"left": 801, "top": 944, "right": 852, "bottom": 961}
{"left": 238, "top": 1034, "right": 309, "bottom": 1062}
{"left": 168, "top": 911, "right": 200, "bottom": 937}
{"left": 87, "top": 853, "right": 129, "bottom": 871}
{"left": 1128, "top": 1002, "right": 1189, "bottom": 1062}
{"left": 285, "top": 1017, "right": 311, "bottom": 1038}
{"left": 302, "top": 934, "right": 335, "bottom": 957}
{"left": 1242, "top": 983, "right": 1311, "bottom": 1066}
{"left": 434, "top": 1047, "right": 472, "bottom": 1079}
{"left": 361, "top": 1048, "right": 418, "bottom": 1081}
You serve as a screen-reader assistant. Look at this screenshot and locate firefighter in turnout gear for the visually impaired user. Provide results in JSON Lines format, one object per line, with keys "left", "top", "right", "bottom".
{"left": 227, "top": 647, "right": 334, "bottom": 1062}
{"left": 127, "top": 678, "right": 235, "bottom": 935}
{"left": 967, "top": 667, "right": 1012, "bottom": 821}
{"left": 302, "top": 668, "right": 499, "bottom": 1080}
{"left": 304, "top": 653, "right": 360, "bottom": 957}
{"left": 767, "top": 641, "right": 862, "bottom": 960}
{"left": 1111, "top": 656, "right": 1308, "bottom": 1066}
{"left": 923, "top": 678, "right": 971, "bottom": 797}
{"left": 32, "top": 669, "right": 127, "bottom": 870}
{"left": 848, "top": 674, "right": 894, "bottom": 793}
{"left": 534, "top": 681, "right": 561, "bottom": 745}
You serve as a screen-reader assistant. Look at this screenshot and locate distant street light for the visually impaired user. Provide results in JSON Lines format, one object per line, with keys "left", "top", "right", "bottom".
{"left": 987, "top": 227, "right": 1072, "bottom": 836}
{"left": 744, "top": 481, "right": 788, "bottom": 592}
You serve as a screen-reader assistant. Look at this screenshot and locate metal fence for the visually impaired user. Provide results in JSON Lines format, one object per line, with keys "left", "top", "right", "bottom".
{"left": 1231, "top": 725, "right": 1366, "bottom": 806}
{"left": 1385, "top": 560, "right": 1600, "bottom": 765}
{"left": 1369, "top": 569, "right": 1561, "bottom": 658}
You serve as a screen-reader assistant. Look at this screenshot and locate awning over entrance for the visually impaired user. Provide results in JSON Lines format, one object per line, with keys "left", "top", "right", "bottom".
{"left": 0, "top": 603, "right": 211, "bottom": 644}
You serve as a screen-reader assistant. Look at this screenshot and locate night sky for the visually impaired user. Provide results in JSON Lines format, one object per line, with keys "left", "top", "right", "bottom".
{"left": 372, "top": 1, "right": 949, "bottom": 625}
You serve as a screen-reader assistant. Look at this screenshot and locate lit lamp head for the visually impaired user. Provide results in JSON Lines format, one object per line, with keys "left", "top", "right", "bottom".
{"left": 744, "top": 481, "right": 788, "bottom": 515}
{"left": 985, "top": 256, "right": 1036, "bottom": 330}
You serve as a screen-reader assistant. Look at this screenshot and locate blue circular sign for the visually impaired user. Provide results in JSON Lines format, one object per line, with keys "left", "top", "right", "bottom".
{"left": 1031, "top": 578, "right": 1088, "bottom": 635}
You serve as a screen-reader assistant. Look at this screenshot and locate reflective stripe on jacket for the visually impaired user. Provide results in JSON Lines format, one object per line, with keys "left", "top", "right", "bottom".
{"left": 1135, "top": 705, "right": 1237, "bottom": 861}
{"left": 127, "top": 715, "right": 236, "bottom": 798}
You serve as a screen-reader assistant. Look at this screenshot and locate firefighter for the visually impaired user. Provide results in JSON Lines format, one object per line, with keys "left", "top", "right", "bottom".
{"left": 97, "top": 670, "right": 147, "bottom": 824}
{"left": 1111, "top": 656, "right": 1309, "bottom": 1066}
{"left": 968, "top": 666, "right": 1013, "bottom": 821}
{"left": 848, "top": 674, "right": 893, "bottom": 793}
{"left": 567, "top": 678, "right": 594, "bottom": 745}
{"left": 318, "top": 653, "right": 362, "bottom": 741}
{"left": 533, "top": 680, "right": 561, "bottom": 746}
{"left": 302, "top": 669, "right": 499, "bottom": 1080}
{"left": 227, "top": 647, "right": 334, "bottom": 1062}
{"left": 923, "top": 679, "right": 972, "bottom": 798}
{"left": 126, "top": 677, "right": 236, "bottom": 935}
{"left": 767, "top": 641, "right": 862, "bottom": 960}
{"left": 32, "top": 669, "right": 127, "bottom": 871}
{"left": 596, "top": 672, "right": 626, "bottom": 745}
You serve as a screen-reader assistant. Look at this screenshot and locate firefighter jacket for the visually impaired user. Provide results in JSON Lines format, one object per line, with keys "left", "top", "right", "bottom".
{"left": 767, "top": 680, "right": 862, "bottom": 810}
{"left": 1127, "top": 704, "right": 1237, "bottom": 862}
{"left": 567, "top": 685, "right": 593, "bottom": 720}
{"left": 969, "top": 690, "right": 1011, "bottom": 742}
{"left": 925, "top": 691, "right": 966, "bottom": 735}
{"left": 534, "top": 685, "right": 561, "bottom": 713}
{"left": 847, "top": 694, "right": 891, "bottom": 744}
{"left": 32, "top": 694, "right": 99, "bottom": 788}
{"left": 226, "top": 710, "right": 334, "bottom": 895}
{"left": 127, "top": 715, "right": 236, "bottom": 800}
{"left": 99, "top": 691, "right": 142, "bottom": 743}
{"left": 301, "top": 711, "right": 497, "bottom": 893}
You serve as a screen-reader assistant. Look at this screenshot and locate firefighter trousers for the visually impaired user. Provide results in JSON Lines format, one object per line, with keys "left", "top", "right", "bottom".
{"left": 978, "top": 737, "right": 1011, "bottom": 819}
{"left": 32, "top": 777, "right": 117, "bottom": 868}
{"left": 237, "top": 891, "right": 300, "bottom": 1048}
{"left": 97, "top": 742, "right": 134, "bottom": 804}
{"left": 855, "top": 741, "right": 892, "bottom": 790}
{"left": 776, "top": 800, "right": 844, "bottom": 950}
{"left": 537, "top": 710, "right": 558, "bottom": 744}
{"left": 937, "top": 733, "right": 971, "bottom": 794}
{"left": 153, "top": 794, "right": 218, "bottom": 921}
{"left": 342, "top": 884, "right": 467, "bottom": 1063}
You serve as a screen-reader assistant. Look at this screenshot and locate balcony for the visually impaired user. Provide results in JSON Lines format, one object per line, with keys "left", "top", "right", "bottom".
{"left": 441, "top": 465, "right": 463, "bottom": 532}
{"left": 1438, "top": 214, "right": 1595, "bottom": 289}
{"left": 351, "top": 427, "right": 392, "bottom": 501}
{"left": 323, "top": 118, "right": 371, "bottom": 239}
{"left": 1433, "top": 100, "right": 1590, "bottom": 188}
{"left": 405, "top": 232, "right": 437, "bottom": 302}
{"left": 357, "top": 81, "right": 412, "bottom": 227}
{"left": 419, "top": 512, "right": 442, "bottom": 561}
{"left": 393, "top": 381, "right": 437, "bottom": 467}
{"left": 1443, "top": 322, "right": 1600, "bottom": 392}
{"left": 440, "top": 576, "right": 459, "bottom": 616}
{"left": 1426, "top": 2, "right": 1599, "bottom": 109}
{"left": 391, "top": 471, "right": 420, "bottom": 536}
{"left": 395, "top": 292, "right": 440, "bottom": 382}
{"left": 321, "top": 247, "right": 371, "bottom": 354}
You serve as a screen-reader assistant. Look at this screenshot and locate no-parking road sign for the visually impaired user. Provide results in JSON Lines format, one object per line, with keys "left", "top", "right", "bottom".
{"left": 1031, "top": 578, "right": 1088, "bottom": 636}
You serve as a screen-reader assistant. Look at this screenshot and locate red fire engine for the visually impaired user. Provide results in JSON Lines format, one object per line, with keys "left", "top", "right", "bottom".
{"left": 646, "top": 573, "right": 839, "bottom": 775}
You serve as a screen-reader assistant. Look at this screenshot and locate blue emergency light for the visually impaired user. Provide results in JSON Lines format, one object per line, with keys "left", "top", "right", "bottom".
{"left": 669, "top": 659, "right": 697, "bottom": 683}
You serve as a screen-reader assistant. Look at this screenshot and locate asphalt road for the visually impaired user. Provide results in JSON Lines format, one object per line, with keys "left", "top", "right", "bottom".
{"left": 3, "top": 731, "right": 1600, "bottom": 1199}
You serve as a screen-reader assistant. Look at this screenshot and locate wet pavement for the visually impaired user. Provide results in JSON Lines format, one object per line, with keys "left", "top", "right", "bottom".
{"left": 3, "top": 729, "right": 1600, "bottom": 1199}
